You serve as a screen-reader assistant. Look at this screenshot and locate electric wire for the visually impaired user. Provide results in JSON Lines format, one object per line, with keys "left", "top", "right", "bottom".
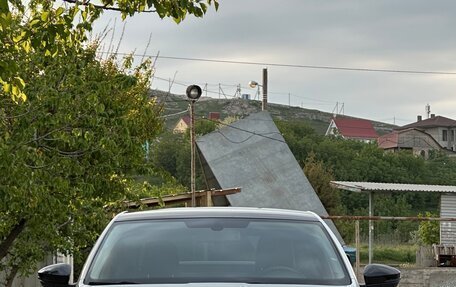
{"left": 99, "top": 51, "right": 456, "bottom": 76}
{"left": 202, "top": 118, "right": 286, "bottom": 144}
{"left": 160, "top": 108, "right": 189, "bottom": 118}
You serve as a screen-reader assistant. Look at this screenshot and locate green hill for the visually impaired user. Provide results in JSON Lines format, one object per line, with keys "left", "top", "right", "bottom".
{"left": 151, "top": 90, "right": 396, "bottom": 135}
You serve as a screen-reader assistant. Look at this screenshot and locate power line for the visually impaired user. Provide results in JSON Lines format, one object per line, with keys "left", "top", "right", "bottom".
{"left": 153, "top": 74, "right": 337, "bottom": 105}
{"left": 160, "top": 108, "right": 189, "bottom": 118}
{"left": 203, "top": 118, "right": 286, "bottom": 144}
{"left": 104, "top": 51, "right": 456, "bottom": 76}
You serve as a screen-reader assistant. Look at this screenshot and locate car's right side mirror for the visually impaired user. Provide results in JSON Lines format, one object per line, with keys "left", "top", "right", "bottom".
{"left": 362, "top": 264, "right": 400, "bottom": 287}
{"left": 38, "top": 263, "right": 74, "bottom": 287}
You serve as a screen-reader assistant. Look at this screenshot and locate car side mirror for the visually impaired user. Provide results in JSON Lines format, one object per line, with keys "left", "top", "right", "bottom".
{"left": 38, "top": 263, "right": 74, "bottom": 287}
{"left": 362, "top": 264, "right": 400, "bottom": 287}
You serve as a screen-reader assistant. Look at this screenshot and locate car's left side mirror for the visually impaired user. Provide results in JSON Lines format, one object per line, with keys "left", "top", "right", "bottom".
{"left": 38, "top": 263, "right": 75, "bottom": 287}
{"left": 362, "top": 264, "right": 400, "bottom": 287}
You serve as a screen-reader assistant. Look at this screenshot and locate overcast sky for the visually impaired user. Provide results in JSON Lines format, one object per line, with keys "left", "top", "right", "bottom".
{"left": 92, "top": 1, "right": 456, "bottom": 125}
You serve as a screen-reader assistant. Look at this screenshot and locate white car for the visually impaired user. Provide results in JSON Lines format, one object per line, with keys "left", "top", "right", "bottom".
{"left": 38, "top": 207, "right": 400, "bottom": 287}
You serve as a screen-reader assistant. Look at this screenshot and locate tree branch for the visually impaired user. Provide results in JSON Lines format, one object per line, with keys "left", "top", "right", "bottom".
{"left": 62, "top": 0, "right": 156, "bottom": 13}
{"left": 0, "top": 219, "right": 26, "bottom": 261}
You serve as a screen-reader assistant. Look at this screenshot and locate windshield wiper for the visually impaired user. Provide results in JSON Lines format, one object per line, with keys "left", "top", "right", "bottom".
{"left": 87, "top": 281, "right": 139, "bottom": 285}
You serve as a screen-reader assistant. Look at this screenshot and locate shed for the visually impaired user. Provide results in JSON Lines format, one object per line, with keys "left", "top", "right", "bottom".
{"left": 330, "top": 181, "right": 456, "bottom": 262}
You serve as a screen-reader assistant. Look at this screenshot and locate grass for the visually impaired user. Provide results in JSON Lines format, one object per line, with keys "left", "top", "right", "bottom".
{"left": 355, "top": 244, "right": 417, "bottom": 265}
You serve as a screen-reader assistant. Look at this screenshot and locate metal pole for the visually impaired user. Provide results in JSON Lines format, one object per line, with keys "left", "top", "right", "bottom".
{"left": 355, "top": 220, "right": 360, "bottom": 280}
{"left": 368, "top": 191, "right": 373, "bottom": 264}
{"left": 190, "top": 101, "right": 196, "bottom": 207}
{"left": 262, "top": 68, "right": 268, "bottom": 111}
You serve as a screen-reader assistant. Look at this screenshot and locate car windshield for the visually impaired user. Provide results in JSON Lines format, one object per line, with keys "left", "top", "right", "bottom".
{"left": 85, "top": 218, "right": 350, "bottom": 285}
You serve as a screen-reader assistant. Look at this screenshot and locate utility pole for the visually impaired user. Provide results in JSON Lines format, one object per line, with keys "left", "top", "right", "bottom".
{"left": 288, "top": 93, "right": 291, "bottom": 108}
{"left": 262, "top": 68, "right": 268, "bottom": 111}
{"left": 186, "top": 85, "right": 202, "bottom": 207}
{"left": 235, "top": 84, "right": 241, "bottom": 98}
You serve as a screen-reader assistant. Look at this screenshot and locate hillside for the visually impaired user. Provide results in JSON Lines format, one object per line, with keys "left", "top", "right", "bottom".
{"left": 151, "top": 90, "right": 396, "bottom": 135}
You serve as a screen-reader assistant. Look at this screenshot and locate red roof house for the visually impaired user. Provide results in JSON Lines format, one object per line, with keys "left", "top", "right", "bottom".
{"left": 325, "top": 117, "right": 378, "bottom": 142}
{"left": 173, "top": 115, "right": 191, "bottom": 133}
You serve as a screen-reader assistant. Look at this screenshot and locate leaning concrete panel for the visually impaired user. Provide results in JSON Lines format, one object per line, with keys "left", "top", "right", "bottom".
{"left": 197, "top": 111, "right": 343, "bottom": 243}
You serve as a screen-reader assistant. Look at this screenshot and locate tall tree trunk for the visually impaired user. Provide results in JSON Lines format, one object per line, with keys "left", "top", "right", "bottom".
{"left": 0, "top": 219, "right": 26, "bottom": 260}
{"left": 5, "top": 265, "right": 19, "bottom": 287}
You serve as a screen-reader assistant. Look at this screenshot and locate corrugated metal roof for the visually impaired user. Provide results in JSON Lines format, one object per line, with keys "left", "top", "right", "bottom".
{"left": 331, "top": 181, "right": 456, "bottom": 193}
{"left": 197, "top": 111, "right": 344, "bottom": 243}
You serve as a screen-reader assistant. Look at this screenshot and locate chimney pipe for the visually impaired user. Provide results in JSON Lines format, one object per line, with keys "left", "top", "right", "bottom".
{"left": 431, "top": 114, "right": 435, "bottom": 118}
{"left": 417, "top": 115, "right": 422, "bottom": 122}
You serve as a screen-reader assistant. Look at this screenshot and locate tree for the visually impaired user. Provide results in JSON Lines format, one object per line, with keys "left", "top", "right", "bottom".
{"left": 1, "top": 1, "right": 219, "bottom": 284}
{"left": 151, "top": 118, "right": 217, "bottom": 191}
{"left": 1, "top": 0, "right": 218, "bottom": 102}
{"left": 417, "top": 212, "right": 440, "bottom": 245}
{"left": 276, "top": 119, "right": 450, "bottom": 243}
{"left": 303, "top": 153, "right": 341, "bottom": 215}
{"left": 0, "top": 44, "right": 165, "bottom": 285}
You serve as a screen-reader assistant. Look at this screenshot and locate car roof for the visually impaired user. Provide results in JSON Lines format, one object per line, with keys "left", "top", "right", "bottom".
{"left": 115, "top": 207, "right": 321, "bottom": 222}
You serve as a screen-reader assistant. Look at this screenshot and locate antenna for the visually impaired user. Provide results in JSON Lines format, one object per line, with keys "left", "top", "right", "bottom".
{"left": 425, "top": 104, "right": 431, "bottom": 119}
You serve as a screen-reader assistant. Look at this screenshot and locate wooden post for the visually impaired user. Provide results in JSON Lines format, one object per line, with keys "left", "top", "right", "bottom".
{"left": 190, "top": 101, "right": 196, "bottom": 207}
{"left": 262, "top": 68, "right": 268, "bottom": 111}
{"left": 206, "top": 191, "right": 213, "bottom": 207}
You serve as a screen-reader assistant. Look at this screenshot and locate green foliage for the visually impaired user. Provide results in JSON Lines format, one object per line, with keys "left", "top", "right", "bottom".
{"left": 275, "top": 119, "right": 452, "bottom": 243}
{"left": 151, "top": 129, "right": 209, "bottom": 191}
{"left": 359, "top": 244, "right": 417, "bottom": 264}
{"left": 1, "top": 0, "right": 218, "bottom": 101}
{"left": 0, "top": 43, "right": 166, "bottom": 281}
{"left": 194, "top": 118, "right": 217, "bottom": 136}
{"left": 303, "top": 153, "right": 341, "bottom": 214}
{"left": 417, "top": 212, "right": 440, "bottom": 245}
{"left": 0, "top": 0, "right": 218, "bottom": 283}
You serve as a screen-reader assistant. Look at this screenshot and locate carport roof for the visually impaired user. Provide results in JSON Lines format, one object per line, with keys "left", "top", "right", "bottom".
{"left": 330, "top": 181, "right": 456, "bottom": 193}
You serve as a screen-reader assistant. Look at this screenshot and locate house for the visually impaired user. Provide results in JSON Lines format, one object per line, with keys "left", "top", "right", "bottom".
{"left": 396, "top": 115, "right": 456, "bottom": 151}
{"left": 378, "top": 114, "right": 456, "bottom": 157}
{"left": 173, "top": 112, "right": 221, "bottom": 133}
{"left": 325, "top": 117, "right": 378, "bottom": 143}
{"left": 173, "top": 115, "right": 191, "bottom": 133}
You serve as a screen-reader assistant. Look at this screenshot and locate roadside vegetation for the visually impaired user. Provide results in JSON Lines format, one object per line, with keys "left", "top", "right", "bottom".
{"left": 152, "top": 118, "right": 452, "bottom": 265}
{"left": 359, "top": 244, "right": 417, "bottom": 265}
{"left": 0, "top": 0, "right": 218, "bottom": 285}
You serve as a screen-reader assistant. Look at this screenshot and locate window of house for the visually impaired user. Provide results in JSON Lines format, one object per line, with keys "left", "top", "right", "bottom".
{"left": 452, "top": 130, "right": 455, "bottom": 141}
{"left": 443, "top": 130, "right": 448, "bottom": 141}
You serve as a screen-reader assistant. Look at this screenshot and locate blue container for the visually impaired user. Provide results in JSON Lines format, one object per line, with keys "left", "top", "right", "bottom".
{"left": 343, "top": 246, "right": 356, "bottom": 266}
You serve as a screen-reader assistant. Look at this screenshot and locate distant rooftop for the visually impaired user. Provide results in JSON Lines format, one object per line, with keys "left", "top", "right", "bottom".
{"left": 397, "top": 115, "right": 456, "bottom": 130}
{"left": 181, "top": 115, "right": 191, "bottom": 125}
{"left": 331, "top": 181, "right": 456, "bottom": 193}
{"left": 332, "top": 117, "right": 378, "bottom": 139}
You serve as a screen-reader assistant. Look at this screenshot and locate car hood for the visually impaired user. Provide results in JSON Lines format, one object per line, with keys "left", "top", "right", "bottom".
{"left": 78, "top": 283, "right": 358, "bottom": 287}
